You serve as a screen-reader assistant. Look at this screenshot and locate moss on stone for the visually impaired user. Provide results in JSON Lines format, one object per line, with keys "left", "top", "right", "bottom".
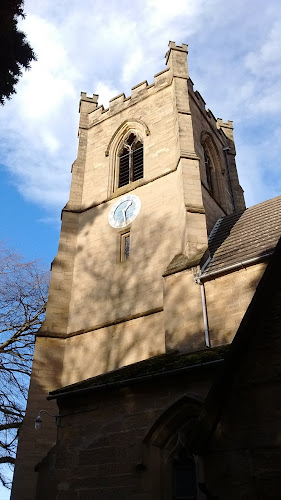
{"left": 51, "top": 345, "right": 230, "bottom": 397}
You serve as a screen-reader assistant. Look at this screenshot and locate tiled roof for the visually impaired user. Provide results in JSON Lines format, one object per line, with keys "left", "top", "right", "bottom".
{"left": 48, "top": 346, "right": 229, "bottom": 399}
{"left": 202, "top": 195, "right": 281, "bottom": 278}
{"left": 199, "top": 234, "right": 281, "bottom": 449}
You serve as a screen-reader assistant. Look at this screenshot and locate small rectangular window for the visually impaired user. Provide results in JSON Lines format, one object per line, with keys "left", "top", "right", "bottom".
{"left": 120, "top": 232, "right": 130, "bottom": 261}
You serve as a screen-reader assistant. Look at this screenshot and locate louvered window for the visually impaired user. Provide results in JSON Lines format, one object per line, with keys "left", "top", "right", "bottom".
{"left": 118, "top": 133, "right": 143, "bottom": 187}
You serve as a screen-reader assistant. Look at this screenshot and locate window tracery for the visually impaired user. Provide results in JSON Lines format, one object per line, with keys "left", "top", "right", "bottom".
{"left": 118, "top": 133, "right": 143, "bottom": 188}
{"left": 106, "top": 120, "right": 149, "bottom": 195}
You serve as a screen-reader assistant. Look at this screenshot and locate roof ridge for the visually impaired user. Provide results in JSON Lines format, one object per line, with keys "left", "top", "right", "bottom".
{"left": 208, "top": 217, "right": 225, "bottom": 256}
{"left": 245, "top": 194, "right": 281, "bottom": 211}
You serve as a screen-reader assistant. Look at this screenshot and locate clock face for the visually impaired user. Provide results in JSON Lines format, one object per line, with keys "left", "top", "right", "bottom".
{"left": 108, "top": 194, "right": 141, "bottom": 229}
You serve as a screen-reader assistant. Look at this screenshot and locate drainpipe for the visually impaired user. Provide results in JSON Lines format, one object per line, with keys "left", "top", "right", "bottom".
{"left": 195, "top": 251, "right": 273, "bottom": 350}
{"left": 223, "top": 146, "right": 237, "bottom": 211}
{"left": 195, "top": 276, "right": 210, "bottom": 348}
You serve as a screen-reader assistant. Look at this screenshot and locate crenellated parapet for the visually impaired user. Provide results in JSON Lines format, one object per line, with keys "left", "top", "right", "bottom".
{"left": 165, "top": 41, "right": 188, "bottom": 60}
{"left": 79, "top": 41, "right": 190, "bottom": 130}
{"left": 188, "top": 80, "right": 234, "bottom": 144}
{"left": 78, "top": 40, "right": 235, "bottom": 159}
{"left": 165, "top": 41, "right": 188, "bottom": 77}
{"left": 217, "top": 118, "right": 234, "bottom": 140}
{"left": 79, "top": 67, "right": 173, "bottom": 129}
{"left": 217, "top": 118, "right": 233, "bottom": 130}
{"left": 79, "top": 92, "right": 98, "bottom": 111}
{"left": 217, "top": 118, "right": 235, "bottom": 154}
{"left": 79, "top": 92, "right": 98, "bottom": 129}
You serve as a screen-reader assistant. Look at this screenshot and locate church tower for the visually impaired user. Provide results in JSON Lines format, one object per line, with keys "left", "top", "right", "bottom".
{"left": 12, "top": 42, "right": 245, "bottom": 499}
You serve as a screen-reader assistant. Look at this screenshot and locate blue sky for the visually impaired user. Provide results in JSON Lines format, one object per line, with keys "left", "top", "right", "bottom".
{"left": 1, "top": 0, "right": 281, "bottom": 269}
{"left": 0, "top": 1, "right": 281, "bottom": 496}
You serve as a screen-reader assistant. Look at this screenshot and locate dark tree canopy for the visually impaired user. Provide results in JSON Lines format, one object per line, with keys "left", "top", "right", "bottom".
{"left": 0, "top": 0, "right": 36, "bottom": 105}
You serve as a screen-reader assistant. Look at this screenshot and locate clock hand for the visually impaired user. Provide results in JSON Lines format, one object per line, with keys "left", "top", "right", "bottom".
{"left": 122, "top": 201, "right": 133, "bottom": 222}
{"left": 124, "top": 201, "right": 133, "bottom": 217}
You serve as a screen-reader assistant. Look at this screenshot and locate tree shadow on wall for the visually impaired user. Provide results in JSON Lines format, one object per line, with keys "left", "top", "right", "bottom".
{"left": 58, "top": 200, "right": 207, "bottom": 386}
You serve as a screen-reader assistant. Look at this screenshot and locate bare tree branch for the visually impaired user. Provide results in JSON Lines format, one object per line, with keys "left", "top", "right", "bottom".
{"left": 0, "top": 242, "right": 49, "bottom": 488}
{"left": 0, "top": 457, "right": 16, "bottom": 465}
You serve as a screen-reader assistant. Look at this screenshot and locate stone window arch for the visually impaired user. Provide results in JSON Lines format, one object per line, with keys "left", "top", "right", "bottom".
{"left": 142, "top": 395, "right": 208, "bottom": 500}
{"left": 201, "top": 132, "right": 224, "bottom": 205}
{"left": 105, "top": 119, "right": 150, "bottom": 195}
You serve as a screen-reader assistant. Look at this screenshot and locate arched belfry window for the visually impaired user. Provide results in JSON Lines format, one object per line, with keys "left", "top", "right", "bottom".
{"left": 201, "top": 133, "right": 221, "bottom": 203}
{"left": 118, "top": 133, "right": 143, "bottom": 187}
{"left": 204, "top": 147, "right": 214, "bottom": 194}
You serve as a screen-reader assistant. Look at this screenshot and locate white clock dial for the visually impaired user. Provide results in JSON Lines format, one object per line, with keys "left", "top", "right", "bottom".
{"left": 108, "top": 195, "right": 141, "bottom": 228}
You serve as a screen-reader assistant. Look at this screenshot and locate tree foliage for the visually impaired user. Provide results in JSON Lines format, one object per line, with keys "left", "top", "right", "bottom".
{"left": 0, "top": 243, "right": 49, "bottom": 487}
{"left": 0, "top": 0, "right": 36, "bottom": 105}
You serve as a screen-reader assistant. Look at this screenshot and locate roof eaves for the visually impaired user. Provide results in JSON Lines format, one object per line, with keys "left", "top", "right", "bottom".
{"left": 47, "top": 358, "right": 224, "bottom": 401}
{"left": 199, "top": 251, "right": 273, "bottom": 281}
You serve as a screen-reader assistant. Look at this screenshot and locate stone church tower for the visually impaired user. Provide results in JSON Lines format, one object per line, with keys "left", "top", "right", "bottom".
{"left": 12, "top": 42, "right": 251, "bottom": 499}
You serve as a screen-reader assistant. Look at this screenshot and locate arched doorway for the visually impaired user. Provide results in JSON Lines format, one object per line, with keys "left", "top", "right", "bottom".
{"left": 142, "top": 395, "right": 205, "bottom": 499}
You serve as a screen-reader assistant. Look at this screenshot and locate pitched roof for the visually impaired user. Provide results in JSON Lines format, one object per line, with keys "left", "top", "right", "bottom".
{"left": 196, "top": 233, "right": 281, "bottom": 453}
{"left": 202, "top": 195, "right": 281, "bottom": 278}
{"left": 48, "top": 346, "right": 229, "bottom": 400}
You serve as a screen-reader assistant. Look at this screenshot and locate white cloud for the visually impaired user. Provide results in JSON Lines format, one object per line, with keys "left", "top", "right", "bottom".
{"left": 250, "top": 84, "right": 281, "bottom": 114}
{"left": 122, "top": 48, "right": 144, "bottom": 86}
{"left": 18, "top": 15, "right": 77, "bottom": 116}
{"left": 245, "top": 20, "right": 281, "bottom": 76}
{"left": 95, "top": 82, "right": 120, "bottom": 109}
{"left": 1, "top": 0, "right": 281, "bottom": 222}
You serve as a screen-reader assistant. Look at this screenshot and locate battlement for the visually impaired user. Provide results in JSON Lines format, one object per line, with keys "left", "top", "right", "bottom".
{"left": 82, "top": 66, "right": 172, "bottom": 128}
{"left": 165, "top": 41, "right": 188, "bottom": 64}
{"left": 79, "top": 92, "right": 98, "bottom": 112}
{"left": 194, "top": 90, "right": 206, "bottom": 107}
{"left": 77, "top": 41, "right": 193, "bottom": 129}
{"left": 80, "top": 92, "right": 98, "bottom": 103}
{"left": 188, "top": 81, "right": 233, "bottom": 140}
{"left": 217, "top": 118, "right": 234, "bottom": 143}
{"left": 217, "top": 118, "right": 233, "bottom": 129}
{"left": 131, "top": 80, "right": 148, "bottom": 94}
{"left": 79, "top": 41, "right": 233, "bottom": 138}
